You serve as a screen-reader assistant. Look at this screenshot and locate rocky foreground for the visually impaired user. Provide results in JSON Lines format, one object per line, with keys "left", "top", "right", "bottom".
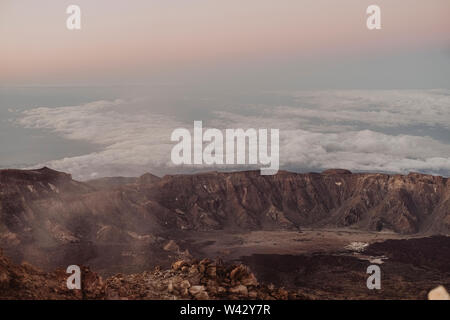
{"left": 1, "top": 246, "right": 449, "bottom": 300}
{"left": 0, "top": 248, "right": 294, "bottom": 300}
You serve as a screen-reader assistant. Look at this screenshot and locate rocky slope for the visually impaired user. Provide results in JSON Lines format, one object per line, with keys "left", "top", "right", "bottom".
{"left": 0, "top": 248, "right": 292, "bottom": 300}
{"left": 0, "top": 167, "right": 449, "bottom": 272}
{"left": 1, "top": 238, "right": 448, "bottom": 300}
{"left": 150, "top": 169, "right": 450, "bottom": 234}
{"left": 242, "top": 236, "right": 450, "bottom": 300}
{"left": 0, "top": 248, "right": 104, "bottom": 300}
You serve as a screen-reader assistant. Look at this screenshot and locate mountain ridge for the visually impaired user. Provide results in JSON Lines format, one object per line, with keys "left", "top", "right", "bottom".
{"left": 1, "top": 166, "right": 448, "bottom": 272}
{"left": 1, "top": 167, "right": 449, "bottom": 235}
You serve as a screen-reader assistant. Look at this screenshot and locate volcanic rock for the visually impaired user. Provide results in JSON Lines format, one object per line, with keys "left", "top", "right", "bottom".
{"left": 428, "top": 286, "right": 450, "bottom": 300}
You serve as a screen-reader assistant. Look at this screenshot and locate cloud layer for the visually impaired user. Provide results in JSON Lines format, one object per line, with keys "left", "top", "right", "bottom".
{"left": 18, "top": 90, "right": 450, "bottom": 180}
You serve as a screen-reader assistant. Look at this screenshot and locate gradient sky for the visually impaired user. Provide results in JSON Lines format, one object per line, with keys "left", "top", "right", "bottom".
{"left": 1, "top": 0, "right": 450, "bottom": 87}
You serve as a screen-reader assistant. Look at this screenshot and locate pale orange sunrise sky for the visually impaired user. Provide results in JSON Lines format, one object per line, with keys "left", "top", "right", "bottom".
{"left": 1, "top": 0, "right": 449, "bottom": 86}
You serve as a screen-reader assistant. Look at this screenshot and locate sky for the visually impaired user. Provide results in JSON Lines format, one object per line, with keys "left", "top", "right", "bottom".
{"left": 1, "top": 0, "right": 450, "bottom": 87}
{"left": 0, "top": 1, "right": 450, "bottom": 179}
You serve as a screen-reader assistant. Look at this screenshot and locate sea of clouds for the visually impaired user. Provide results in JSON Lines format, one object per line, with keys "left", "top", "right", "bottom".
{"left": 17, "top": 89, "right": 450, "bottom": 180}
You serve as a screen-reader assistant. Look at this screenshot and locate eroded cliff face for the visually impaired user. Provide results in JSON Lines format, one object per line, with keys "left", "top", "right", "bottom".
{"left": 150, "top": 169, "right": 449, "bottom": 234}
{"left": 1, "top": 167, "right": 449, "bottom": 247}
